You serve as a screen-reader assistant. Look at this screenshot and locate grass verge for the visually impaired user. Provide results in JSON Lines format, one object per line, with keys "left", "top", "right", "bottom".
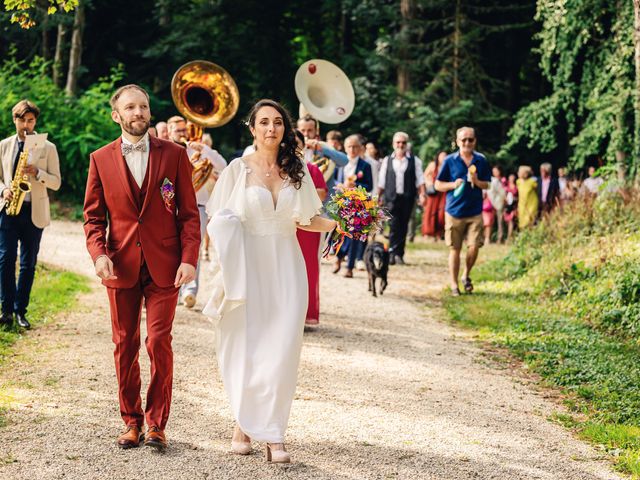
{"left": 443, "top": 246, "right": 640, "bottom": 478}
{"left": 0, "top": 263, "right": 90, "bottom": 426}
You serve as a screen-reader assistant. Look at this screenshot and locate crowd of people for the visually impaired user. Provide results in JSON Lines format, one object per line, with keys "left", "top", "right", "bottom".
{"left": 0, "top": 91, "right": 606, "bottom": 465}
{"left": 421, "top": 156, "right": 605, "bottom": 245}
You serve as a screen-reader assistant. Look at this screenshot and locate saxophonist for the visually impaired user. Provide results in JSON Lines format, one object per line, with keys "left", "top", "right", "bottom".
{"left": 0, "top": 100, "right": 61, "bottom": 329}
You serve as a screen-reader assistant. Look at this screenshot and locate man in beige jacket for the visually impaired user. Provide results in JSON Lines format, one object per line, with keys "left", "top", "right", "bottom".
{"left": 0, "top": 99, "right": 61, "bottom": 329}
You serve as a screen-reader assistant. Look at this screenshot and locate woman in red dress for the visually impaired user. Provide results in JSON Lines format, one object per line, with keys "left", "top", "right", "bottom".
{"left": 294, "top": 130, "right": 328, "bottom": 325}
{"left": 421, "top": 151, "right": 447, "bottom": 240}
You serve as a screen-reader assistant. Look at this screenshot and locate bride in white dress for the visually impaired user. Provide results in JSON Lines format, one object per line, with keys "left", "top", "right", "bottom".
{"left": 204, "top": 99, "right": 337, "bottom": 463}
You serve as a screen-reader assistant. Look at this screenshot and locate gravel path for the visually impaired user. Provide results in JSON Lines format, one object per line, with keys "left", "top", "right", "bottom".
{"left": 0, "top": 220, "right": 622, "bottom": 480}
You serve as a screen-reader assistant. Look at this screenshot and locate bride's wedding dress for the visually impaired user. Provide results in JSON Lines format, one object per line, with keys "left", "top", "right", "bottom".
{"left": 204, "top": 157, "right": 322, "bottom": 442}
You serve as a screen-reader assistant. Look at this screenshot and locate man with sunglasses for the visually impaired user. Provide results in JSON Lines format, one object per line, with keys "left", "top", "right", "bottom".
{"left": 435, "top": 127, "right": 490, "bottom": 295}
{"left": 378, "top": 132, "right": 426, "bottom": 265}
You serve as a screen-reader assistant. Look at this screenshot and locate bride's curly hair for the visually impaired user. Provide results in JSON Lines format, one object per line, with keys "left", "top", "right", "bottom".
{"left": 247, "top": 99, "right": 305, "bottom": 190}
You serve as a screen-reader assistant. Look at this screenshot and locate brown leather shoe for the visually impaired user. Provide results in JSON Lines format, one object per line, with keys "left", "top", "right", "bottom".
{"left": 117, "top": 425, "right": 144, "bottom": 449}
{"left": 332, "top": 258, "right": 342, "bottom": 274}
{"left": 144, "top": 426, "right": 167, "bottom": 451}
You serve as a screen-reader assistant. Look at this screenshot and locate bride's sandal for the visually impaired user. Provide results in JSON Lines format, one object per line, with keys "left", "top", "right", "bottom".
{"left": 266, "top": 443, "right": 291, "bottom": 463}
{"left": 231, "top": 426, "right": 252, "bottom": 455}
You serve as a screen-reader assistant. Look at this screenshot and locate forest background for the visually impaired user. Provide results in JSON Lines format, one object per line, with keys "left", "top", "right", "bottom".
{"left": 1, "top": 0, "right": 640, "bottom": 201}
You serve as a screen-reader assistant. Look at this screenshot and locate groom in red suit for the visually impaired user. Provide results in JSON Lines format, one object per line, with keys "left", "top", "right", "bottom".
{"left": 83, "top": 84, "right": 200, "bottom": 450}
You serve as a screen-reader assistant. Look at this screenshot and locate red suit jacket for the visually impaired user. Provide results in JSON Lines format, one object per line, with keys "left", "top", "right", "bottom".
{"left": 83, "top": 136, "right": 200, "bottom": 289}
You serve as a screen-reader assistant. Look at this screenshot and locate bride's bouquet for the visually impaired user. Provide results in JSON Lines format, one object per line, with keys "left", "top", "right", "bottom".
{"left": 322, "top": 186, "right": 389, "bottom": 257}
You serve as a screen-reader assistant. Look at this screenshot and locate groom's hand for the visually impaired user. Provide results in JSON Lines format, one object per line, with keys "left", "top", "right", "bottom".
{"left": 174, "top": 263, "right": 196, "bottom": 288}
{"left": 95, "top": 255, "right": 117, "bottom": 280}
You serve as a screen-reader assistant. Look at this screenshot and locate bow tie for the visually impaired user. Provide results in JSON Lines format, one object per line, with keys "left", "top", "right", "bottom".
{"left": 121, "top": 142, "right": 147, "bottom": 156}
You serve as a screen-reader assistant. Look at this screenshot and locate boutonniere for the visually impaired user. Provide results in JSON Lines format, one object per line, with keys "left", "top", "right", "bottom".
{"left": 357, "top": 171, "right": 364, "bottom": 179}
{"left": 160, "top": 178, "right": 175, "bottom": 213}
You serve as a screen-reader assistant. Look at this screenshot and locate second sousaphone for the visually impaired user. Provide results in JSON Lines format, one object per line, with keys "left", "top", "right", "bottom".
{"left": 295, "top": 59, "right": 355, "bottom": 182}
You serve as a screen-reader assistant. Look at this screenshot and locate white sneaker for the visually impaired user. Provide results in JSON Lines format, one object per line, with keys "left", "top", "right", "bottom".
{"left": 356, "top": 260, "right": 366, "bottom": 271}
{"left": 182, "top": 293, "right": 196, "bottom": 308}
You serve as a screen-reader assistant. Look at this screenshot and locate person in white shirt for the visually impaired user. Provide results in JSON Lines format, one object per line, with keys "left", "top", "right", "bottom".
{"left": 167, "top": 116, "right": 227, "bottom": 308}
{"left": 378, "top": 132, "right": 426, "bottom": 265}
{"left": 581, "top": 166, "right": 604, "bottom": 195}
{"left": 334, "top": 135, "right": 374, "bottom": 277}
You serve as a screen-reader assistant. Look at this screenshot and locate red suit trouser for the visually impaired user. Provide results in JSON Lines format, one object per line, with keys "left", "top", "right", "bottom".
{"left": 107, "top": 263, "right": 179, "bottom": 430}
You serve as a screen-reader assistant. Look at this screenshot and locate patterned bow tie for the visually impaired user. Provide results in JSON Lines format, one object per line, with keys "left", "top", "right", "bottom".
{"left": 121, "top": 142, "right": 147, "bottom": 156}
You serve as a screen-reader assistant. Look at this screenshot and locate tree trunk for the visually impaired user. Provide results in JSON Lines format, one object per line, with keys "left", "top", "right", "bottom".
{"left": 397, "top": 0, "right": 415, "bottom": 93}
{"left": 65, "top": 2, "right": 85, "bottom": 96}
{"left": 41, "top": 12, "right": 50, "bottom": 61}
{"left": 339, "top": 3, "right": 352, "bottom": 57}
{"left": 633, "top": 0, "right": 640, "bottom": 177}
{"left": 616, "top": 111, "right": 627, "bottom": 180}
{"left": 452, "top": 0, "right": 462, "bottom": 104}
{"left": 53, "top": 23, "right": 66, "bottom": 88}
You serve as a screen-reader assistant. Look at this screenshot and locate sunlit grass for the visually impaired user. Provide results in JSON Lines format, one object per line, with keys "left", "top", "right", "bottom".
{"left": 0, "top": 264, "right": 90, "bottom": 427}
{"left": 439, "top": 206, "right": 640, "bottom": 477}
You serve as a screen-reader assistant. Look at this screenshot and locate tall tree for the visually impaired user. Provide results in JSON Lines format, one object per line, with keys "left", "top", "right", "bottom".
{"left": 65, "top": 1, "right": 85, "bottom": 96}
{"left": 397, "top": 0, "right": 415, "bottom": 93}
{"left": 503, "top": 0, "right": 635, "bottom": 172}
{"left": 633, "top": 0, "right": 640, "bottom": 175}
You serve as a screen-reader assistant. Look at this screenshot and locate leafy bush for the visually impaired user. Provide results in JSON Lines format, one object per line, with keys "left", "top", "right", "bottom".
{"left": 0, "top": 55, "right": 122, "bottom": 202}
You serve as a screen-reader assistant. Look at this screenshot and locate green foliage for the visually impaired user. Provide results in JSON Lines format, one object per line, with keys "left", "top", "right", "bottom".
{"left": 444, "top": 188, "right": 640, "bottom": 476}
{"left": 0, "top": 55, "right": 122, "bottom": 200}
{"left": 502, "top": 0, "right": 635, "bottom": 170}
{"left": 3, "top": 0, "right": 77, "bottom": 28}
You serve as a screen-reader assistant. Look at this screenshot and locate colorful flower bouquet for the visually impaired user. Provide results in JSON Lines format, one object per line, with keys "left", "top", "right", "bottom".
{"left": 322, "top": 186, "right": 389, "bottom": 257}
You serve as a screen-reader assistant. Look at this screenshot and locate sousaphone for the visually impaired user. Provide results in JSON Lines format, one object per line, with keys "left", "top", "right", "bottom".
{"left": 295, "top": 59, "right": 355, "bottom": 181}
{"left": 171, "top": 60, "right": 239, "bottom": 190}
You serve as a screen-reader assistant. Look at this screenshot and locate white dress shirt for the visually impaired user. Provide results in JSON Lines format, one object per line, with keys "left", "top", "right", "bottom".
{"left": 364, "top": 155, "right": 380, "bottom": 192}
{"left": 343, "top": 156, "right": 359, "bottom": 180}
{"left": 121, "top": 133, "right": 150, "bottom": 188}
{"left": 378, "top": 153, "right": 424, "bottom": 194}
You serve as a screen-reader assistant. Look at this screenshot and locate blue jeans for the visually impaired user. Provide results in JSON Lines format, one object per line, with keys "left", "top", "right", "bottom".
{"left": 337, "top": 237, "right": 366, "bottom": 269}
{"left": 0, "top": 204, "right": 43, "bottom": 315}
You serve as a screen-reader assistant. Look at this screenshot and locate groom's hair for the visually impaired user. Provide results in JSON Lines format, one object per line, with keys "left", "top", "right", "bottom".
{"left": 110, "top": 84, "right": 150, "bottom": 111}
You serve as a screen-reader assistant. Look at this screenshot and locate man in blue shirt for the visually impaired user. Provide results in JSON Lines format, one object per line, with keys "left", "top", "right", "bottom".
{"left": 435, "top": 127, "right": 490, "bottom": 295}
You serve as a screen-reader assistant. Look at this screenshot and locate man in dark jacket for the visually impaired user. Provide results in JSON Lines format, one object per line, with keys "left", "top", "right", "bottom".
{"left": 537, "top": 162, "right": 560, "bottom": 217}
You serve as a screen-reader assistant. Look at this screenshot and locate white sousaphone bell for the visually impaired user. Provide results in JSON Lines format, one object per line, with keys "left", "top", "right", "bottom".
{"left": 295, "top": 59, "right": 355, "bottom": 181}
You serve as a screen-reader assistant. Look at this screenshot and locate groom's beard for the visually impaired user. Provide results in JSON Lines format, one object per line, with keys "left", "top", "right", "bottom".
{"left": 122, "top": 117, "right": 150, "bottom": 137}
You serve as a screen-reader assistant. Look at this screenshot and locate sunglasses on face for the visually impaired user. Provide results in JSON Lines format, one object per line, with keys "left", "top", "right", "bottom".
{"left": 461, "top": 138, "right": 476, "bottom": 143}
{"left": 395, "top": 141, "right": 407, "bottom": 145}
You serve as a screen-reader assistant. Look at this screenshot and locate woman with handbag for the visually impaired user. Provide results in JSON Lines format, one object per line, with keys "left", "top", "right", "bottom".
{"left": 421, "top": 151, "right": 447, "bottom": 240}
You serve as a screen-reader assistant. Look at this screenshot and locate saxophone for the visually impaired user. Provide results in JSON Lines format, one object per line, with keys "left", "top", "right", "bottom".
{"left": 5, "top": 143, "right": 32, "bottom": 216}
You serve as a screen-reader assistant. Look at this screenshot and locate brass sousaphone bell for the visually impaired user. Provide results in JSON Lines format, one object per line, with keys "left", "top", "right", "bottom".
{"left": 295, "top": 59, "right": 355, "bottom": 182}
{"left": 171, "top": 60, "right": 240, "bottom": 191}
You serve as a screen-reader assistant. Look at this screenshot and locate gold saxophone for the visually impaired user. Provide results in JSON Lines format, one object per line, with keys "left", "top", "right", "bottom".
{"left": 6, "top": 143, "right": 31, "bottom": 216}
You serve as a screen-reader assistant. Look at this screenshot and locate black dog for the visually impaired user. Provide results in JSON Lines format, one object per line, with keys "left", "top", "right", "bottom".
{"left": 364, "top": 241, "right": 389, "bottom": 297}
